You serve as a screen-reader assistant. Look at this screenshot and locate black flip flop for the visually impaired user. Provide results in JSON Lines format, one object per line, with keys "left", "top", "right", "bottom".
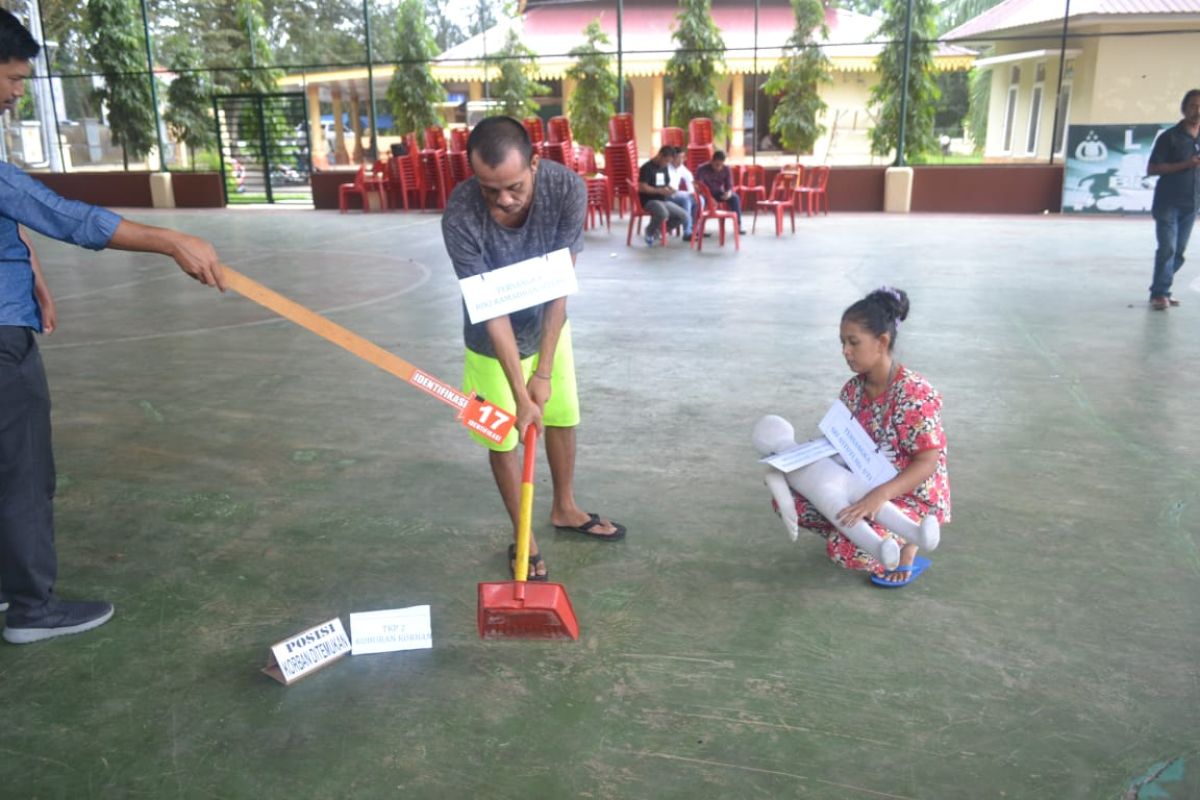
{"left": 507, "top": 543, "right": 549, "bottom": 581}
{"left": 555, "top": 513, "right": 626, "bottom": 541}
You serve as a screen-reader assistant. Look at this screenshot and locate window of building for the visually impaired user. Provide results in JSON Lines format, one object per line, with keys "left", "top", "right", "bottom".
{"left": 1002, "top": 66, "right": 1021, "bottom": 153}
{"left": 1025, "top": 63, "right": 1045, "bottom": 154}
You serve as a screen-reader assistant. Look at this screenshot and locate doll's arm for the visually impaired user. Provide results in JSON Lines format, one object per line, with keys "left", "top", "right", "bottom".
{"left": 764, "top": 468, "right": 800, "bottom": 541}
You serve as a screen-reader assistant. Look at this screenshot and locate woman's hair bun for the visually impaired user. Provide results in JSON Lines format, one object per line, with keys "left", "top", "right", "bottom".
{"left": 869, "top": 286, "right": 909, "bottom": 323}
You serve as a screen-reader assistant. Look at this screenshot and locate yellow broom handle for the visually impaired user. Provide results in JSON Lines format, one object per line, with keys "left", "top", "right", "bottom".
{"left": 514, "top": 426, "right": 538, "bottom": 583}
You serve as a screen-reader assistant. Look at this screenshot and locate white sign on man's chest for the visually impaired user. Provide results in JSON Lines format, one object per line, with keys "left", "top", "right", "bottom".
{"left": 459, "top": 247, "right": 577, "bottom": 325}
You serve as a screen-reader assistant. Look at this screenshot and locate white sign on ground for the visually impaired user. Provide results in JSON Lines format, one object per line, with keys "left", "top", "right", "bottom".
{"left": 459, "top": 248, "right": 577, "bottom": 324}
{"left": 263, "top": 617, "right": 351, "bottom": 685}
{"left": 350, "top": 605, "right": 433, "bottom": 655}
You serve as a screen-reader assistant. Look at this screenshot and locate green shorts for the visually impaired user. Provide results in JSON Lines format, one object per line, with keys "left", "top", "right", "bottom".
{"left": 462, "top": 322, "right": 579, "bottom": 452}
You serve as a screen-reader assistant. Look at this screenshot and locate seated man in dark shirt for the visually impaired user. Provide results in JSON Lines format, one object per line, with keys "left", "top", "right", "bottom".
{"left": 637, "top": 147, "right": 690, "bottom": 246}
{"left": 694, "top": 149, "right": 746, "bottom": 234}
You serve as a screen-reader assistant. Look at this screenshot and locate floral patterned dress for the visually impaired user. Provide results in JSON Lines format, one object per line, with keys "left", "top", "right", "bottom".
{"left": 782, "top": 365, "right": 951, "bottom": 575}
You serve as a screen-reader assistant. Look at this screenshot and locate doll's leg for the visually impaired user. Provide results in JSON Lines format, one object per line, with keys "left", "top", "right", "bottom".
{"left": 873, "top": 502, "right": 940, "bottom": 551}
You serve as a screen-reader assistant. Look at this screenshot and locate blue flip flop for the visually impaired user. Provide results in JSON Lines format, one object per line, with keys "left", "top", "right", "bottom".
{"left": 870, "top": 555, "right": 931, "bottom": 588}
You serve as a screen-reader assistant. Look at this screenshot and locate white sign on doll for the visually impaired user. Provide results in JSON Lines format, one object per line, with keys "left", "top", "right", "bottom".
{"left": 818, "top": 401, "right": 898, "bottom": 489}
{"left": 349, "top": 605, "right": 433, "bottom": 655}
{"left": 459, "top": 248, "right": 578, "bottom": 325}
{"left": 263, "top": 617, "right": 352, "bottom": 685}
{"left": 759, "top": 436, "right": 838, "bottom": 472}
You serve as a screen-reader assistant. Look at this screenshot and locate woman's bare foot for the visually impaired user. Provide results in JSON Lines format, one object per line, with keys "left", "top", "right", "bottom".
{"left": 882, "top": 543, "right": 919, "bottom": 584}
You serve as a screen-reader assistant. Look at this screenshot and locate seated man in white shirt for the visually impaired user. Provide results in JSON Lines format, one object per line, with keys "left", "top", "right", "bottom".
{"left": 666, "top": 146, "right": 696, "bottom": 239}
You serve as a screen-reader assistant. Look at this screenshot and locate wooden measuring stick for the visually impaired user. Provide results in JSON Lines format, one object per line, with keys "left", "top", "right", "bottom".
{"left": 221, "top": 266, "right": 516, "bottom": 444}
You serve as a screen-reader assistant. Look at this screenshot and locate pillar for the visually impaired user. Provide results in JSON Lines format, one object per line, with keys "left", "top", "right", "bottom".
{"left": 562, "top": 77, "right": 577, "bottom": 118}
{"left": 350, "top": 91, "right": 364, "bottom": 163}
{"left": 730, "top": 73, "right": 745, "bottom": 158}
{"left": 469, "top": 81, "right": 483, "bottom": 101}
{"left": 331, "top": 86, "right": 348, "bottom": 165}
{"left": 884, "top": 166, "right": 914, "bottom": 213}
{"left": 306, "top": 83, "right": 324, "bottom": 169}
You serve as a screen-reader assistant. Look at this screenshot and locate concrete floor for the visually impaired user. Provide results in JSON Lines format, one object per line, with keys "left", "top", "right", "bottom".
{"left": 2, "top": 208, "right": 1197, "bottom": 799}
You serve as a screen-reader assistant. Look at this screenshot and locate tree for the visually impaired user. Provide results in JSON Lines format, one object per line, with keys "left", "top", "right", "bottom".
{"left": 964, "top": 66, "right": 991, "bottom": 153}
{"left": 565, "top": 20, "right": 617, "bottom": 151}
{"left": 665, "top": 0, "right": 729, "bottom": 140}
{"left": 762, "top": 0, "right": 832, "bottom": 157}
{"left": 939, "top": 0, "right": 1008, "bottom": 33}
{"left": 87, "top": 0, "right": 158, "bottom": 168}
{"left": 868, "top": 0, "right": 940, "bottom": 163}
{"left": 468, "top": 0, "right": 499, "bottom": 37}
{"left": 386, "top": 0, "right": 446, "bottom": 136}
{"left": 164, "top": 40, "right": 216, "bottom": 168}
{"left": 426, "top": 0, "right": 466, "bottom": 52}
{"left": 837, "top": 0, "right": 885, "bottom": 15}
{"left": 492, "top": 27, "right": 549, "bottom": 119}
{"left": 232, "top": 0, "right": 281, "bottom": 94}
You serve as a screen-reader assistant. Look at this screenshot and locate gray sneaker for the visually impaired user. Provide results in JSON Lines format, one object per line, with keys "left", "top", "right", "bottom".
{"left": 3, "top": 600, "right": 114, "bottom": 644}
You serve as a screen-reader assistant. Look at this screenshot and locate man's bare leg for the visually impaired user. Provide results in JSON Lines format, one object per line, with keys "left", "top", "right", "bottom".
{"left": 544, "top": 425, "right": 620, "bottom": 536}
{"left": 488, "top": 447, "right": 547, "bottom": 577}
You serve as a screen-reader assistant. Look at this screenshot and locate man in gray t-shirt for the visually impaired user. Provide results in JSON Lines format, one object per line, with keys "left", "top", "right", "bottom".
{"left": 441, "top": 116, "right": 625, "bottom": 581}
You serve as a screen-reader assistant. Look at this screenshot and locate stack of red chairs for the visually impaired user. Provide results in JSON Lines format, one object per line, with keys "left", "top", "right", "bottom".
{"left": 541, "top": 115, "right": 576, "bottom": 171}
{"left": 424, "top": 126, "right": 447, "bottom": 152}
{"left": 574, "top": 145, "right": 598, "bottom": 176}
{"left": 445, "top": 126, "right": 472, "bottom": 186}
{"left": 603, "top": 139, "right": 638, "bottom": 218}
{"left": 793, "top": 165, "right": 830, "bottom": 216}
{"left": 735, "top": 164, "right": 768, "bottom": 211}
{"left": 686, "top": 118, "right": 714, "bottom": 173}
{"left": 608, "top": 113, "right": 634, "bottom": 145}
{"left": 584, "top": 176, "right": 610, "bottom": 232}
{"left": 523, "top": 117, "right": 545, "bottom": 146}
{"left": 418, "top": 148, "right": 450, "bottom": 210}
{"left": 385, "top": 138, "right": 423, "bottom": 210}
{"left": 661, "top": 127, "right": 685, "bottom": 149}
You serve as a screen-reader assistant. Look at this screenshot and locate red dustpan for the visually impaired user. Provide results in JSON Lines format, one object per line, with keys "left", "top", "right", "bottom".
{"left": 477, "top": 427, "right": 580, "bottom": 640}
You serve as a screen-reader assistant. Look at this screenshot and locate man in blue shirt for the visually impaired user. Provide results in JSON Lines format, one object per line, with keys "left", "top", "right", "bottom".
{"left": 1147, "top": 89, "right": 1200, "bottom": 310}
{"left": 1, "top": 9, "right": 226, "bottom": 643}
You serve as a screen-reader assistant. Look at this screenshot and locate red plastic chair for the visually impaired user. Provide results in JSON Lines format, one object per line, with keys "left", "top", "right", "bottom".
{"left": 584, "top": 176, "right": 610, "bottom": 232}
{"left": 691, "top": 181, "right": 740, "bottom": 251}
{"left": 661, "top": 127, "right": 685, "bottom": 148}
{"left": 753, "top": 172, "right": 799, "bottom": 236}
{"left": 735, "top": 164, "right": 768, "bottom": 211}
{"left": 523, "top": 117, "right": 545, "bottom": 145}
{"left": 626, "top": 180, "right": 667, "bottom": 247}
{"left": 688, "top": 118, "right": 714, "bottom": 146}
{"left": 793, "top": 165, "right": 830, "bottom": 216}
{"left": 339, "top": 164, "right": 389, "bottom": 213}
{"left": 449, "top": 127, "right": 469, "bottom": 153}
{"left": 424, "top": 126, "right": 447, "bottom": 151}
{"left": 540, "top": 141, "right": 576, "bottom": 172}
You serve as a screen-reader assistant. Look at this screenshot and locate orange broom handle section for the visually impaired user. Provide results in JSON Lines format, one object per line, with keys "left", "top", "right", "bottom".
{"left": 223, "top": 267, "right": 419, "bottom": 384}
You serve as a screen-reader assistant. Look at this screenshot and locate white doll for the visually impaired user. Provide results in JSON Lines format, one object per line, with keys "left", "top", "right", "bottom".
{"left": 753, "top": 414, "right": 939, "bottom": 571}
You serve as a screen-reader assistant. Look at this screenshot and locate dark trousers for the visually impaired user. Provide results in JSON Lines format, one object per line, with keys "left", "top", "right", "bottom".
{"left": 0, "top": 326, "right": 58, "bottom": 621}
{"left": 1150, "top": 205, "right": 1196, "bottom": 298}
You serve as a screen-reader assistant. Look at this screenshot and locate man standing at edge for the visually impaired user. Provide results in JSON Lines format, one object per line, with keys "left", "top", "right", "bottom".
{"left": 1, "top": 9, "right": 226, "bottom": 643}
{"left": 441, "top": 116, "right": 625, "bottom": 581}
{"left": 1147, "top": 89, "right": 1200, "bottom": 310}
